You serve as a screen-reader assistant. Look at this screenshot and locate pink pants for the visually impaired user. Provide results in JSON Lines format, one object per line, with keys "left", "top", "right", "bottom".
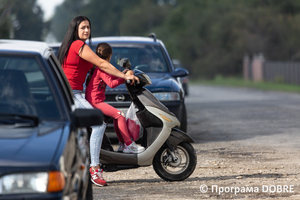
{"left": 91, "top": 101, "right": 132, "bottom": 145}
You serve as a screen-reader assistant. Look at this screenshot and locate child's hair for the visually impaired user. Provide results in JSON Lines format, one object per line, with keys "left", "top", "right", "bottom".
{"left": 95, "top": 42, "right": 112, "bottom": 60}
{"left": 86, "top": 42, "right": 113, "bottom": 87}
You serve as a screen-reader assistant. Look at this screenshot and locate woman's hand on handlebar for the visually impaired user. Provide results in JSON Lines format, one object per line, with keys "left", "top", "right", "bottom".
{"left": 124, "top": 73, "right": 139, "bottom": 85}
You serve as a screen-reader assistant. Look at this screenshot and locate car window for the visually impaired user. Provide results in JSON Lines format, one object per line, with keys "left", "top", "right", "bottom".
{"left": 51, "top": 46, "right": 59, "bottom": 57}
{"left": 0, "top": 55, "right": 61, "bottom": 120}
{"left": 93, "top": 44, "right": 169, "bottom": 73}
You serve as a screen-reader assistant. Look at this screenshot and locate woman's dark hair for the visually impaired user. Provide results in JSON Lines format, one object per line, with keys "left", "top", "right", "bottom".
{"left": 86, "top": 43, "right": 113, "bottom": 87}
{"left": 57, "top": 15, "right": 92, "bottom": 65}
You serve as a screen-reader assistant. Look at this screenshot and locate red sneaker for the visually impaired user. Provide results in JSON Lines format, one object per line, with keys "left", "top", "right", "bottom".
{"left": 89, "top": 168, "right": 107, "bottom": 186}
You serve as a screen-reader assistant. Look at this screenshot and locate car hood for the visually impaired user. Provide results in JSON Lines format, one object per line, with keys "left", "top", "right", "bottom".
{"left": 107, "top": 73, "right": 179, "bottom": 93}
{"left": 0, "top": 122, "right": 64, "bottom": 172}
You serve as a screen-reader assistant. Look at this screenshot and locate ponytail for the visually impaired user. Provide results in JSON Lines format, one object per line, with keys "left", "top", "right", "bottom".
{"left": 85, "top": 42, "right": 112, "bottom": 87}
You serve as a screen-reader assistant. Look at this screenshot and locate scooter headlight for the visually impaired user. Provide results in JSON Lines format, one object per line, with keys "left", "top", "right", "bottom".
{"left": 153, "top": 92, "right": 180, "bottom": 101}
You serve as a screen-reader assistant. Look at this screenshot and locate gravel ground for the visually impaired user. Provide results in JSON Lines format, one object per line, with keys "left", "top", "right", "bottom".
{"left": 93, "top": 85, "right": 300, "bottom": 200}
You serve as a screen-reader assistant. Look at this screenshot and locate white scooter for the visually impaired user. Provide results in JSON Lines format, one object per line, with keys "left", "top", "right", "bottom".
{"left": 99, "top": 58, "right": 197, "bottom": 181}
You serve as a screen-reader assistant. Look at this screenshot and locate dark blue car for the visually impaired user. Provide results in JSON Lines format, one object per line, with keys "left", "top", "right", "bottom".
{"left": 90, "top": 34, "right": 188, "bottom": 134}
{"left": 50, "top": 34, "right": 188, "bottom": 138}
{"left": 0, "top": 40, "right": 102, "bottom": 200}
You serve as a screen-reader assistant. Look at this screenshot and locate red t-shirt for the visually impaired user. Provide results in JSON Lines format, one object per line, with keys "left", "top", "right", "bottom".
{"left": 85, "top": 67, "right": 124, "bottom": 104}
{"left": 62, "top": 40, "right": 93, "bottom": 90}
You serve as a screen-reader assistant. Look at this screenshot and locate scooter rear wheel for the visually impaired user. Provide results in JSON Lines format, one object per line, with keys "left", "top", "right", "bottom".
{"left": 152, "top": 142, "right": 197, "bottom": 181}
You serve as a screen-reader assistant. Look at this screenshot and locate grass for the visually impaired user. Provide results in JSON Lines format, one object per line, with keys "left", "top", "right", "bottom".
{"left": 191, "top": 75, "right": 300, "bottom": 94}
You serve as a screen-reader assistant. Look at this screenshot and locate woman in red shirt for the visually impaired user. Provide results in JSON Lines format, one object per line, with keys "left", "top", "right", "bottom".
{"left": 57, "top": 16, "right": 139, "bottom": 187}
{"left": 85, "top": 42, "right": 144, "bottom": 154}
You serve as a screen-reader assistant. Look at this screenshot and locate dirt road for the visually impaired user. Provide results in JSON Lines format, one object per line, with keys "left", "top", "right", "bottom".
{"left": 93, "top": 85, "right": 300, "bottom": 200}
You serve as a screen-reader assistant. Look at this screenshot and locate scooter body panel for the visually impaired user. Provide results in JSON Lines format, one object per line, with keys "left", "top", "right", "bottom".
{"left": 100, "top": 105, "right": 180, "bottom": 167}
{"left": 100, "top": 149, "right": 137, "bottom": 165}
{"left": 137, "top": 106, "right": 180, "bottom": 166}
{"left": 166, "top": 128, "right": 195, "bottom": 149}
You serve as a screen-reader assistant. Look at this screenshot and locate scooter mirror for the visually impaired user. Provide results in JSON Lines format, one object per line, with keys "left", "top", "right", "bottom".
{"left": 118, "top": 58, "right": 131, "bottom": 69}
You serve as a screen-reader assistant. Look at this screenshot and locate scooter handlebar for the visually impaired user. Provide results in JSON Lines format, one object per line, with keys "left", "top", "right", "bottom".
{"left": 126, "top": 79, "right": 140, "bottom": 85}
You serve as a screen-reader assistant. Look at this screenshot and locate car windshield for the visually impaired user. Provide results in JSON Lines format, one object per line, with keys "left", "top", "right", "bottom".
{"left": 0, "top": 55, "right": 61, "bottom": 121}
{"left": 93, "top": 44, "right": 170, "bottom": 73}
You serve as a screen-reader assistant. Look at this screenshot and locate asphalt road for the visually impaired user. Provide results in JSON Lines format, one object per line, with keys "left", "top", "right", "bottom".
{"left": 93, "top": 84, "right": 300, "bottom": 200}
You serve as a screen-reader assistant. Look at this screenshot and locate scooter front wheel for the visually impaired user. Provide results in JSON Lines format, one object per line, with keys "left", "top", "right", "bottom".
{"left": 152, "top": 142, "right": 197, "bottom": 181}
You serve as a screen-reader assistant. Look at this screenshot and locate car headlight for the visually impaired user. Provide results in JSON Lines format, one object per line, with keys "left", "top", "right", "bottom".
{"left": 154, "top": 92, "right": 180, "bottom": 101}
{"left": 0, "top": 171, "right": 65, "bottom": 194}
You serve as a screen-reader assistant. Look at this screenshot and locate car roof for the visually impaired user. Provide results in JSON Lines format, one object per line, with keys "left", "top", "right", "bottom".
{"left": 0, "top": 39, "right": 51, "bottom": 58}
{"left": 47, "top": 35, "right": 168, "bottom": 56}
{"left": 48, "top": 36, "right": 165, "bottom": 46}
{"left": 89, "top": 36, "right": 164, "bottom": 45}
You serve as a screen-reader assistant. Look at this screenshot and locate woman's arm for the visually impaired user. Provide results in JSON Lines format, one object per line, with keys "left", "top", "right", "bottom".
{"left": 79, "top": 44, "right": 139, "bottom": 83}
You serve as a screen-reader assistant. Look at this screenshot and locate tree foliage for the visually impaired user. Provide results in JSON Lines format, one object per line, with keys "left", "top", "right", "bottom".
{"left": 161, "top": 0, "right": 300, "bottom": 79}
{"left": 82, "top": 0, "right": 141, "bottom": 37}
{"left": 50, "top": 0, "right": 141, "bottom": 41}
{"left": 50, "top": 0, "right": 86, "bottom": 41}
{"left": 156, "top": 0, "right": 300, "bottom": 78}
{"left": 0, "top": 0, "right": 45, "bottom": 40}
{"left": 0, "top": 0, "right": 14, "bottom": 39}
{"left": 4, "top": 0, "right": 300, "bottom": 79}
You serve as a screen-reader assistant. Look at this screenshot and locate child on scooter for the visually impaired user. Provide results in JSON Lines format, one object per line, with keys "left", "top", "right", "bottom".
{"left": 85, "top": 42, "right": 145, "bottom": 154}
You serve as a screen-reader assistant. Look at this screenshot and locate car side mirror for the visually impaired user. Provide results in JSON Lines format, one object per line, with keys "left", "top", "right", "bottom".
{"left": 171, "top": 68, "right": 189, "bottom": 78}
{"left": 73, "top": 108, "right": 103, "bottom": 127}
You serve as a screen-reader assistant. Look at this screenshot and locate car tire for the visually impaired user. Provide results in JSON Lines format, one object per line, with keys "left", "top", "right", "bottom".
{"left": 183, "top": 83, "right": 188, "bottom": 96}
{"left": 85, "top": 179, "right": 93, "bottom": 200}
{"left": 180, "top": 104, "right": 187, "bottom": 132}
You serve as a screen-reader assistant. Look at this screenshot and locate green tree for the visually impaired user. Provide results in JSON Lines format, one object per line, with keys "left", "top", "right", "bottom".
{"left": 119, "top": 0, "right": 174, "bottom": 36}
{"left": 82, "top": 0, "right": 140, "bottom": 37}
{"left": 50, "top": 0, "right": 300, "bottom": 79}
{"left": 0, "top": 0, "right": 45, "bottom": 40}
{"left": 0, "top": 0, "right": 13, "bottom": 39}
{"left": 51, "top": 0, "right": 172, "bottom": 40}
{"left": 50, "top": 0, "right": 85, "bottom": 41}
{"left": 157, "top": 0, "right": 300, "bottom": 79}
{"left": 10, "top": 0, "right": 45, "bottom": 40}
{"left": 50, "top": 0, "right": 141, "bottom": 41}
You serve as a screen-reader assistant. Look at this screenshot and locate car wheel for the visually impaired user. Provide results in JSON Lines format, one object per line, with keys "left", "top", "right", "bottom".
{"left": 85, "top": 179, "right": 93, "bottom": 200}
{"left": 180, "top": 104, "right": 187, "bottom": 132}
{"left": 183, "top": 83, "right": 188, "bottom": 96}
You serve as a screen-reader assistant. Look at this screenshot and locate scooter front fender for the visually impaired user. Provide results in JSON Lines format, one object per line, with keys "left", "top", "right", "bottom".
{"left": 167, "top": 128, "right": 194, "bottom": 149}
